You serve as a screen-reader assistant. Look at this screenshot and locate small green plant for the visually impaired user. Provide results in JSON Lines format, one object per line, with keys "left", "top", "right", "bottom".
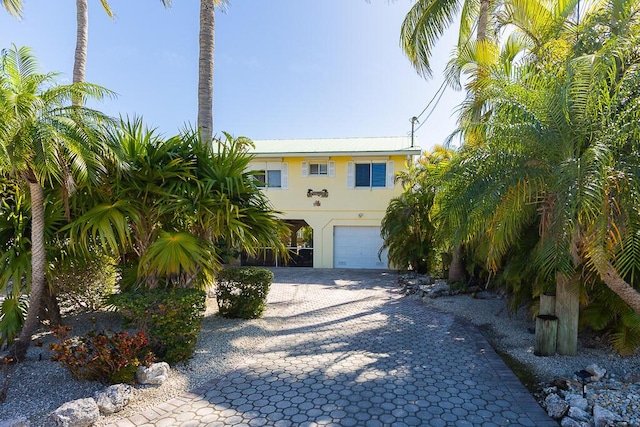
{"left": 0, "top": 296, "right": 27, "bottom": 349}
{"left": 109, "top": 288, "right": 206, "bottom": 364}
{"left": 49, "top": 325, "right": 155, "bottom": 384}
{"left": 215, "top": 267, "right": 273, "bottom": 319}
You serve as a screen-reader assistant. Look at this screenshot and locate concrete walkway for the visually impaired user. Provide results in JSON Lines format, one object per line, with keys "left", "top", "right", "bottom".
{"left": 111, "top": 268, "right": 556, "bottom": 427}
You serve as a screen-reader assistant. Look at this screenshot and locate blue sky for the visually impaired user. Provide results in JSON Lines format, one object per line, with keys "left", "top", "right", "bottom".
{"left": 0, "top": 1, "right": 464, "bottom": 151}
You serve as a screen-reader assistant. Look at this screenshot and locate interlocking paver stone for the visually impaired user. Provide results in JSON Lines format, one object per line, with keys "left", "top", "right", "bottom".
{"left": 108, "top": 268, "right": 556, "bottom": 427}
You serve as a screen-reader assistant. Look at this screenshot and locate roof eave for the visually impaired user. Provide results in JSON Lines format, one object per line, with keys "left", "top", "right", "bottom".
{"left": 251, "top": 149, "right": 422, "bottom": 158}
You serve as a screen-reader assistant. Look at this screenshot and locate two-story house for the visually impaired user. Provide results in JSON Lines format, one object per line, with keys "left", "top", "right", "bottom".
{"left": 245, "top": 136, "right": 420, "bottom": 269}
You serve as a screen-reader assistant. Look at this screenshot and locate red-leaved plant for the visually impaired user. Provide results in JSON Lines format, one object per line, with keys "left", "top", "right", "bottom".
{"left": 50, "top": 326, "right": 155, "bottom": 384}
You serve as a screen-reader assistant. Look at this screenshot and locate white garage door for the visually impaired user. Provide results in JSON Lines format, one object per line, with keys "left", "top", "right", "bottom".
{"left": 334, "top": 226, "right": 389, "bottom": 269}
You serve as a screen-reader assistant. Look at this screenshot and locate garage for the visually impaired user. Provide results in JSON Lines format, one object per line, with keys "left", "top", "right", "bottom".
{"left": 333, "top": 226, "right": 389, "bottom": 269}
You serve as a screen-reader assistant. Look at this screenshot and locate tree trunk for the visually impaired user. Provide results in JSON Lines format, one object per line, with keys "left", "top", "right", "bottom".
{"left": 476, "top": 0, "right": 490, "bottom": 42}
{"left": 39, "top": 281, "right": 62, "bottom": 326}
{"left": 555, "top": 273, "right": 579, "bottom": 356}
{"left": 198, "top": 0, "right": 215, "bottom": 143}
{"left": 9, "top": 181, "right": 47, "bottom": 361}
{"left": 596, "top": 259, "right": 640, "bottom": 315}
{"left": 73, "top": 0, "right": 89, "bottom": 106}
{"left": 448, "top": 245, "right": 466, "bottom": 283}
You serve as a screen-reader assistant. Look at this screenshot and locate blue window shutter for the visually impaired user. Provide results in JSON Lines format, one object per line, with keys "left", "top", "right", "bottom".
{"left": 371, "top": 163, "right": 386, "bottom": 187}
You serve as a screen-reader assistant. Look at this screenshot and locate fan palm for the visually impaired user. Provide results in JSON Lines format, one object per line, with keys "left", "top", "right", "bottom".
{"left": 0, "top": 46, "right": 114, "bottom": 360}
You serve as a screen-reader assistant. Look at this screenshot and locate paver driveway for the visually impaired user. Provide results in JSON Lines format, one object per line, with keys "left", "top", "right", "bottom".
{"left": 112, "top": 268, "right": 555, "bottom": 427}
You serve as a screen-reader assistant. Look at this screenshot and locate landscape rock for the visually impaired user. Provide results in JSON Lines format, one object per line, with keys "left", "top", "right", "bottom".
{"left": 560, "top": 418, "right": 589, "bottom": 427}
{"left": 0, "top": 418, "right": 30, "bottom": 427}
{"left": 545, "top": 393, "right": 570, "bottom": 419}
{"left": 567, "top": 406, "right": 590, "bottom": 422}
{"left": 47, "top": 398, "right": 99, "bottom": 427}
{"left": 136, "top": 362, "right": 170, "bottom": 385}
{"left": 94, "top": 384, "right": 133, "bottom": 415}
{"left": 593, "top": 405, "right": 621, "bottom": 427}
{"left": 567, "top": 395, "right": 589, "bottom": 411}
{"left": 587, "top": 364, "right": 607, "bottom": 382}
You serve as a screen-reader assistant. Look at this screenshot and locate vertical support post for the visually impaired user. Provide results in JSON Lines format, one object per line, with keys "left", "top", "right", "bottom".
{"left": 555, "top": 274, "right": 579, "bottom": 355}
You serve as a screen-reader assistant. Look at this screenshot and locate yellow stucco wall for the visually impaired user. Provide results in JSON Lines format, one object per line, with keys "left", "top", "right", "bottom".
{"left": 253, "top": 154, "right": 410, "bottom": 268}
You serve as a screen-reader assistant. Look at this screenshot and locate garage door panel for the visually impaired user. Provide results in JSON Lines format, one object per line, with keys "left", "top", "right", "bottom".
{"left": 334, "top": 226, "right": 388, "bottom": 269}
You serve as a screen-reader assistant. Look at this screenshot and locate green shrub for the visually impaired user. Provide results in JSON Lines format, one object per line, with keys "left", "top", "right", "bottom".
{"left": 49, "top": 325, "right": 155, "bottom": 384}
{"left": 109, "top": 288, "right": 206, "bottom": 364}
{"left": 53, "top": 253, "right": 118, "bottom": 314}
{"left": 215, "top": 267, "right": 273, "bottom": 319}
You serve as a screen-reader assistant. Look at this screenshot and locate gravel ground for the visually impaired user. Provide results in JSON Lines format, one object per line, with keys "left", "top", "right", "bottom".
{"left": 2, "top": 280, "right": 639, "bottom": 426}
{"left": 418, "top": 293, "right": 640, "bottom": 383}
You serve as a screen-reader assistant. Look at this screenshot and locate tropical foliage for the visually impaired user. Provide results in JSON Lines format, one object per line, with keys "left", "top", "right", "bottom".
{"left": 400, "top": 0, "right": 640, "bottom": 353}
{"left": 0, "top": 46, "right": 114, "bottom": 360}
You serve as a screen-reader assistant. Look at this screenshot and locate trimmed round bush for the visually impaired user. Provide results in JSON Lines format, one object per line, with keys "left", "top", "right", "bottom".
{"left": 215, "top": 267, "right": 273, "bottom": 319}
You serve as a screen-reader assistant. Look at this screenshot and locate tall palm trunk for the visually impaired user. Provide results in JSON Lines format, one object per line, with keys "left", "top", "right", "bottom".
{"left": 198, "top": 0, "right": 215, "bottom": 143}
{"left": 10, "top": 179, "right": 46, "bottom": 361}
{"left": 73, "top": 0, "right": 89, "bottom": 106}
{"left": 476, "top": 0, "right": 490, "bottom": 42}
{"left": 448, "top": 244, "right": 466, "bottom": 283}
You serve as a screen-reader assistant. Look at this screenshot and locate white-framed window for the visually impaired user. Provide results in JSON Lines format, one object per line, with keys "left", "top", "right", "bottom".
{"left": 250, "top": 162, "right": 288, "bottom": 189}
{"left": 301, "top": 161, "right": 335, "bottom": 178}
{"left": 347, "top": 161, "right": 394, "bottom": 189}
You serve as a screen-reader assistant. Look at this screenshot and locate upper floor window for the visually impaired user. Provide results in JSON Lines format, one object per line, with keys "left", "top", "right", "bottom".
{"left": 255, "top": 170, "right": 282, "bottom": 188}
{"left": 347, "top": 161, "right": 395, "bottom": 189}
{"left": 310, "top": 163, "right": 328, "bottom": 176}
{"left": 249, "top": 161, "right": 288, "bottom": 189}
{"left": 301, "top": 161, "right": 335, "bottom": 177}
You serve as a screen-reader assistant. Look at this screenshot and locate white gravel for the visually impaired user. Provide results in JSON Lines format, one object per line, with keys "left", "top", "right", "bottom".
{"left": 419, "top": 293, "right": 640, "bottom": 383}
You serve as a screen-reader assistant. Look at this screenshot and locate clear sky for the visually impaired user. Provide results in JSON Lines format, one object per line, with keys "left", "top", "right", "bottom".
{"left": 0, "top": 0, "right": 464, "bottom": 152}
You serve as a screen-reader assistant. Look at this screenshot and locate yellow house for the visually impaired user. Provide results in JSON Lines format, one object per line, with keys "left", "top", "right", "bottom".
{"left": 245, "top": 136, "right": 420, "bottom": 269}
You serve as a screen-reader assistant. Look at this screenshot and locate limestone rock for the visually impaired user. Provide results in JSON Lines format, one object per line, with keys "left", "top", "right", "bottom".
{"left": 560, "top": 417, "right": 590, "bottom": 427}
{"left": 567, "top": 396, "right": 589, "bottom": 411}
{"left": 48, "top": 398, "right": 100, "bottom": 427}
{"left": 94, "top": 384, "right": 133, "bottom": 415}
{"left": 136, "top": 362, "right": 170, "bottom": 385}
{"left": 593, "top": 405, "right": 621, "bottom": 427}
{"left": 586, "top": 364, "right": 607, "bottom": 382}
{"left": 545, "top": 393, "right": 570, "bottom": 419}
{"left": 567, "top": 406, "right": 590, "bottom": 422}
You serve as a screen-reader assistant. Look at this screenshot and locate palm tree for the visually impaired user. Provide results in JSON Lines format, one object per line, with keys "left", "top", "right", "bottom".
{"left": 1, "top": 0, "right": 21, "bottom": 17}
{"left": 197, "top": 0, "right": 228, "bottom": 142}
{"left": 401, "top": 0, "right": 500, "bottom": 79}
{"left": 71, "top": 119, "right": 288, "bottom": 290}
{"left": 73, "top": 0, "right": 113, "bottom": 105}
{"left": 0, "top": 46, "right": 114, "bottom": 361}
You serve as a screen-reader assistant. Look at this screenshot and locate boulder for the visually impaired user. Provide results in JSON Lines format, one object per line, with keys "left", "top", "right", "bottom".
{"left": 94, "top": 384, "right": 133, "bottom": 415}
{"left": 586, "top": 364, "right": 607, "bottom": 382}
{"left": 567, "top": 406, "right": 590, "bottom": 422}
{"left": 545, "top": 393, "right": 570, "bottom": 419}
{"left": 136, "top": 362, "right": 170, "bottom": 385}
{"left": 567, "top": 395, "right": 589, "bottom": 411}
{"left": 48, "top": 398, "right": 99, "bottom": 427}
{"left": 593, "top": 405, "right": 621, "bottom": 427}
